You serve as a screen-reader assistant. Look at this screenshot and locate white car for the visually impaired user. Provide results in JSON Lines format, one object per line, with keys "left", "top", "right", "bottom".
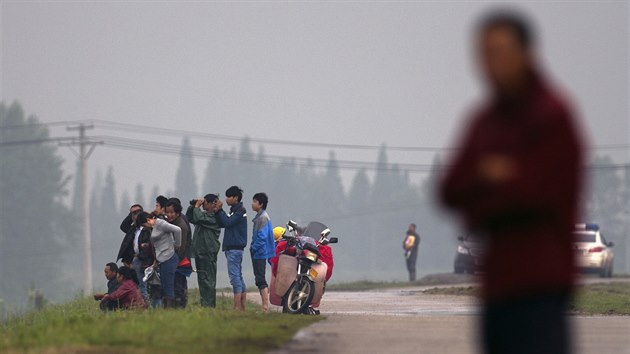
{"left": 573, "top": 224, "right": 614, "bottom": 277}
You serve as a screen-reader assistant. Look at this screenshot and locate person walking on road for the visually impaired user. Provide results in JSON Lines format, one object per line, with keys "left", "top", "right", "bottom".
{"left": 403, "top": 223, "right": 420, "bottom": 282}
{"left": 440, "top": 9, "right": 583, "bottom": 354}
{"left": 186, "top": 194, "right": 222, "bottom": 308}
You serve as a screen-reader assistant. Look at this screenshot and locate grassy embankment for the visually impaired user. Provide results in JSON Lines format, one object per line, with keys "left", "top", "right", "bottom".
{"left": 326, "top": 273, "right": 477, "bottom": 291}
{"left": 0, "top": 291, "right": 320, "bottom": 354}
{"left": 329, "top": 274, "right": 630, "bottom": 315}
{"left": 421, "top": 282, "right": 630, "bottom": 315}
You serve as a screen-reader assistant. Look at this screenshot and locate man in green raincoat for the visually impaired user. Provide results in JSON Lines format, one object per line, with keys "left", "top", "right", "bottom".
{"left": 186, "top": 194, "right": 221, "bottom": 307}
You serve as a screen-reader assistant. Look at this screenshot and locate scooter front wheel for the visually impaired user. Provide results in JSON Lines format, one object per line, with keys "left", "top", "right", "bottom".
{"left": 283, "top": 277, "right": 315, "bottom": 314}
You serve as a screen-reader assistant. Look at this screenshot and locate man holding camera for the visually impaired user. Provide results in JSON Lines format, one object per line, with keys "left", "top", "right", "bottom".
{"left": 186, "top": 194, "right": 222, "bottom": 308}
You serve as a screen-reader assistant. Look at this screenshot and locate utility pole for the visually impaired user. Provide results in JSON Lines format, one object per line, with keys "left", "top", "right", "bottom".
{"left": 62, "top": 124, "right": 102, "bottom": 296}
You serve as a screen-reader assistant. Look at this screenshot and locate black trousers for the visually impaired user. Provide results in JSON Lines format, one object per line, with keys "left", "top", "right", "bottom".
{"left": 405, "top": 251, "right": 417, "bottom": 281}
{"left": 99, "top": 298, "right": 119, "bottom": 311}
{"left": 252, "top": 258, "right": 268, "bottom": 290}
{"left": 483, "top": 292, "right": 571, "bottom": 354}
{"left": 174, "top": 272, "right": 188, "bottom": 308}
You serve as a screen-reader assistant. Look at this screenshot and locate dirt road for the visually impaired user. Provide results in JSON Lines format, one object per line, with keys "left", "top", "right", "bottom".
{"left": 268, "top": 284, "right": 630, "bottom": 354}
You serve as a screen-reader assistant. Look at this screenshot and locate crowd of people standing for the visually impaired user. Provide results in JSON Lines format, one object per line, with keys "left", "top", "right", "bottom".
{"left": 97, "top": 186, "right": 276, "bottom": 312}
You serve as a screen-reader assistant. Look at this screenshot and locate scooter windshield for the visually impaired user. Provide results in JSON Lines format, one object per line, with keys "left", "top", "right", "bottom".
{"left": 302, "top": 222, "right": 328, "bottom": 239}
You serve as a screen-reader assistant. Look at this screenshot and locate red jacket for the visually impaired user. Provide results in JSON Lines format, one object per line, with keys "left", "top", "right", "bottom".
{"left": 106, "top": 279, "right": 146, "bottom": 309}
{"left": 440, "top": 73, "right": 583, "bottom": 301}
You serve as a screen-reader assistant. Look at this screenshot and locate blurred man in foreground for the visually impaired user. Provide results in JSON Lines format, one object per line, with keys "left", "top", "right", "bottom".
{"left": 440, "top": 9, "right": 583, "bottom": 354}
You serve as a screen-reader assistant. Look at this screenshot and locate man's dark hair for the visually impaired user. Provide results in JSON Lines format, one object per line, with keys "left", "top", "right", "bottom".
{"left": 225, "top": 186, "right": 243, "bottom": 202}
{"left": 477, "top": 8, "right": 535, "bottom": 48}
{"left": 156, "top": 195, "right": 168, "bottom": 208}
{"left": 106, "top": 262, "right": 118, "bottom": 273}
{"left": 166, "top": 200, "right": 183, "bottom": 214}
{"left": 253, "top": 193, "right": 268, "bottom": 210}
{"left": 204, "top": 193, "right": 219, "bottom": 204}
{"left": 168, "top": 197, "right": 182, "bottom": 206}
{"left": 130, "top": 204, "right": 143, "bottom": 211}
{"left": 409, "top": 223, "right": 417, "bottom": 229}
{"left": 136, "top": 211, "right": 152, "bottom": 226}
{"left": 117, "top": 266, "right": 139, "bottom": 285}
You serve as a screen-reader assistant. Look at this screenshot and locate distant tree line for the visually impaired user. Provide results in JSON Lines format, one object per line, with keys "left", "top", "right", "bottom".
{"left": 2, "top": 101, "right": 628, "bottom": 308}
{"left": 0, "top": 101, "right": 78, "bottom": 306}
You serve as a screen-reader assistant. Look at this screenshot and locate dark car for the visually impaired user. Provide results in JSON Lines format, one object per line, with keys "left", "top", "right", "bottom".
{"left": 454, "top": 235, "right": 484, "bottom": 274}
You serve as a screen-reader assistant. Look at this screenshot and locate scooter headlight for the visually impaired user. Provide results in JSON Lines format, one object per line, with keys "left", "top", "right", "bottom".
{"left": 457, "top": 245, "right": 469, "bottom": 255}
{"left": 304, "top": 250, "right": 319, "bottom": 262}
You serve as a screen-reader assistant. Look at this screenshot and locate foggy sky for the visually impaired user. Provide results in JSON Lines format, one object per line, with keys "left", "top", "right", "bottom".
{"left": 1, "top": 1, "right": 628, "bottom": 201}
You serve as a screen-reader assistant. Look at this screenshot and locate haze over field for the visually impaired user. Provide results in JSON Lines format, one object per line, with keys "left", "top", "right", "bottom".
{"left": 0, "top": 1, "right": 628, "bottom": 308}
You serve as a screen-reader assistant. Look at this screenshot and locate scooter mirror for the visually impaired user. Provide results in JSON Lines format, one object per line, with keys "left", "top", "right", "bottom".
{"left": 320, "top": 228, "right": 331, "bottom": 238}
{"left": 287, "top": 220, "right": 298, "bottom": 230}
{"left": 329, "top": 237, "right": 339, "bottom": 244}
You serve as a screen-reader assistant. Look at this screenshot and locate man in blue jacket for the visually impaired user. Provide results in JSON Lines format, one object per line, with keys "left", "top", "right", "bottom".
{"left": 251, "top": 193, "right": 276, "bottom": 312}
{"left": 214, "top": 186, "right": 248, "bottom": 311}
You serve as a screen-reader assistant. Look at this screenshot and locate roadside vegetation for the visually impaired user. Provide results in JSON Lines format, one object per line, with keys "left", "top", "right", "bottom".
{"left": 326, "top": 273, "right": 477, "bottom": 291}
{"left": 330, "top": 275, "right": 630, "bottom": 316}
{"left": 570, "top": 282, "right": 630, "bottom": 315}
{"left": 422, "top": 286, "right": 478, "bottom": 296}
{"left": 0, "top": 291, "right": 320, "bottom": 354}
{"left": 421, "top": 282, "right": 630, "bottom": 316}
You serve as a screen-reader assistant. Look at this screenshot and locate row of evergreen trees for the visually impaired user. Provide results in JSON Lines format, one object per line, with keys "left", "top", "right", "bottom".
{"left": 0, "top": 102, "right": 78, "bottom": 306}
{"left": 1, "top": 101, "right": 628, "bottom": 308}
{"left": 85, "top": 135, "right": 630, "bottom": 284}
{"left": 84, "top": 136, "right": 452, "bottom": 284}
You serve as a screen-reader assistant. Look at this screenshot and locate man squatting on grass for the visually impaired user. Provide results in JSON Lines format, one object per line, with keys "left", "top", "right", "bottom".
{"left": 94, "top": 262, "right": 120, "bottom": 311}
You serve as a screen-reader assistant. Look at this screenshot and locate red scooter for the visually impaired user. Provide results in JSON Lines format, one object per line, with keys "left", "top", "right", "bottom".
{"left": 270, "top": 221, "right": 337, "bottom": 314}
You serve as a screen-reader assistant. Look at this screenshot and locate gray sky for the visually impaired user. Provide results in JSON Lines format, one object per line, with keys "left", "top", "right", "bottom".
{"left": 1, "top": 1, "right": 628, "bottom": 202}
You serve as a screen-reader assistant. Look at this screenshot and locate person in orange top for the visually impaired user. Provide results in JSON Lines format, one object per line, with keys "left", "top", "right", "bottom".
{"left": 402, "top": 224, "right": 420, "bottom": 282}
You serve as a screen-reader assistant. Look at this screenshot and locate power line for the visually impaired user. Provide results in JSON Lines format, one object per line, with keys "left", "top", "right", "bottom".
{"left": 1, "top": 118, "right": 629, "bottom": 152}
{"left": 0, "top": 120, "right": 81, "bottom": 131}
{"left": 0, "top": 137, "right": 75, "bottom": 147}
{"left": 94, "top": 135, "right": 438, "bottom": 172}
{"left": 95, "top": 135, "right": 630, "bottom": 171}
{"left": 89, "top": 119, "right": 630, "bottom": 152}
{"left": 0, "top": 134, "right": 627, "bottom": 172}
{"left": 90, "top": 119, "right": 455, "bottom": 152}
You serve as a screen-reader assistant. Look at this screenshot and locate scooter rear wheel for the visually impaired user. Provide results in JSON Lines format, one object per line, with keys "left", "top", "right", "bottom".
{"left": 283, "top": 277, "right": 315, "bottom": 314}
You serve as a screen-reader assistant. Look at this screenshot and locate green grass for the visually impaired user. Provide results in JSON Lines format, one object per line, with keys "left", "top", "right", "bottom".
{"left": 422, "top": 286, "right": 479, "bottom": 296}
{"left": 0, "top": 290, "right": 320, "bottom": 354}
{"left": 326, "top": 280, "right": 410, "bottom": 291}
{"left": 421, "top": 282, "right": 630, "bottom": 316}
{"left": 326, "top": 273, "right": 476, "bottom": 291}
{"left": 571, "top": 282, "right": 630, "bottom": 316}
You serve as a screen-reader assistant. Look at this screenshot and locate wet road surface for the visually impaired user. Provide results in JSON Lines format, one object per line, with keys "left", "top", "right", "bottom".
{"left": 267, "top": 282, "right": 630, "bottom": 354}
